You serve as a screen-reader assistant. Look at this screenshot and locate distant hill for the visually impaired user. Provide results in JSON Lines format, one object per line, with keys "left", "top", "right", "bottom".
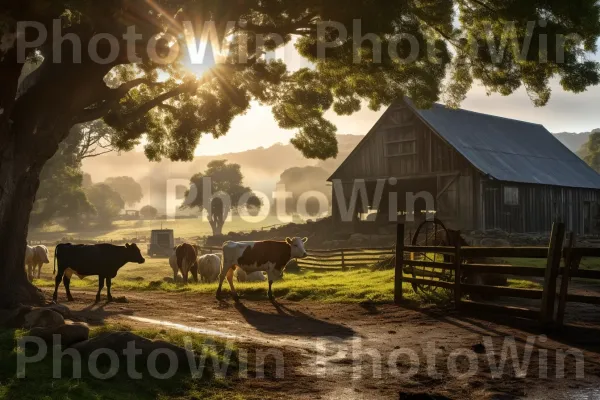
{"left": 82, "top": 135, "right": 364, "bottom": 212}
{"left": 554, "top": 130, "right": 599, "bottom": 154}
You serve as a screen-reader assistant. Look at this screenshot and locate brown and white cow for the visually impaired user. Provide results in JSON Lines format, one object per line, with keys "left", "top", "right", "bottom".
{"left": 216, "top": 237, "right": 308, "bottom": 300}
{"left": 170, "top": 243, "right": 198, "bottom": 284}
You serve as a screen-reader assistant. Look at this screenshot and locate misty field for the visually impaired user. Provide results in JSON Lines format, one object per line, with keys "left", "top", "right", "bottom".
{"left": 28, "top": 215, "right": 290, "bottom": 242}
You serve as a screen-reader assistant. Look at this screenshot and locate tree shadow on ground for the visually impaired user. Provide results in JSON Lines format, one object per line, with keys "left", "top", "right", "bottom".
{"left": 233, "top": 300, "right": 355, "bottom": 338}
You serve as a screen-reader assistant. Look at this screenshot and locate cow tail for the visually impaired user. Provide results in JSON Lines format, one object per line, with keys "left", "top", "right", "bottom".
{"left": 53, "top": 245, "right": 58, "bottom": 275}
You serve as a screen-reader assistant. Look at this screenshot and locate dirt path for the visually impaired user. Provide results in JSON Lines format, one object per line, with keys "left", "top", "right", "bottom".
{"left": 50, "top": 289, "right": 600, "bottom": 400}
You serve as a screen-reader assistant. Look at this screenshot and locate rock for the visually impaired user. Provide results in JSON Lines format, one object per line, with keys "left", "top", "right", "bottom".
{"left": 29, "top": 321, "right": 90, "bottom": 347}
{"left": 0, "top": 305, "right": 33, "bottom": 328}
{"left": 24, "top": 309, "right": 65, "bottom": 329}
{"left": 72, "top": 332, "right": 193, "bottom": 366}
{"left": 46, "top": 304, "right": 72, "bottom": 319}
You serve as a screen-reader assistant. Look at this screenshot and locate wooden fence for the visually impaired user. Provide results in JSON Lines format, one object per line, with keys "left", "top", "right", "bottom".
{"left": 196, "top": 224, "right": 600, "bottom": 328}
{"left": 395, "top": 222, "right": 600, "bottom": 328}
{"left": 196, "top": 245, "right": 396, "bottom": 271}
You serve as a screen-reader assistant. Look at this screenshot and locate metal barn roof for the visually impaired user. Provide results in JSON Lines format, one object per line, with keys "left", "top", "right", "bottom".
{"left": 403, "top": 99, "right": 600, "bottom": 189}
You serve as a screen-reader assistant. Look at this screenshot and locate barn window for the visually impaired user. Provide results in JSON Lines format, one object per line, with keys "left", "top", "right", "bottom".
{"left": 385, "top": 127, "right": 416, "bottom": 157}
{"left": 504, "top": 187, "right": 519, "bottom": 206}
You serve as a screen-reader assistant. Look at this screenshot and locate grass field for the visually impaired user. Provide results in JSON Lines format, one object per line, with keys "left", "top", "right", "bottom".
{"left": 32, "top": 244, "right": 546, "bottom": 305}
{"left": 0, "top": 324, "right": 275, "bottom": 400}
{"left": 28, "top": 216, "right": 291, "bottom": 242}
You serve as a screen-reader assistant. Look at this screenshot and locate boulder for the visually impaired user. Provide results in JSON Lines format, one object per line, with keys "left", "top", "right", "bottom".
{"left": 29, "top": 320, "right": 90, "bottom": 347}
{"left": 46, "top": 304, "right": 72, "bottom": 319}
{"left": 24, "top": 309, "right": 65, "bottom": 329}
{"left": 0, "top": 305, "right": 33, "bottom": 328}
{"left": 72, "top": 332, "right": 193, "bottom": 366}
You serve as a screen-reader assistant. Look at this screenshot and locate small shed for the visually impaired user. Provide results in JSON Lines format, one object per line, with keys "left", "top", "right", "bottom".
{"left": 329, "top": 98, "right": 600, "bottom": 234}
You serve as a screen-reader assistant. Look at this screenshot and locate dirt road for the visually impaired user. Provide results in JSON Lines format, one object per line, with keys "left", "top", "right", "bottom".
{"left": 51, "top": 289, "right": 600, "bottom": 400}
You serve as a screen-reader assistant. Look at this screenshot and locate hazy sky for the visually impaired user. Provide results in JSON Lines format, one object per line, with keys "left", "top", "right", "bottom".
{"left": 188, "top": 39, "right": 600, "bottom": 156}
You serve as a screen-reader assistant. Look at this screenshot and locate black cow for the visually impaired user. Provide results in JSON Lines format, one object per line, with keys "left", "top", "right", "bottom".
{"left": 53, "top": 243, "right": 145, "bottom": 303}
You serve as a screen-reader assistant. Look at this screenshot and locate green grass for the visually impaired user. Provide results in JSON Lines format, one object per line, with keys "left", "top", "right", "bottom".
{"left": 0, "top": 324, "right": 274, "bottom": 400}
{"left": 35, "top": 251, "right": 555, "bottom": 304}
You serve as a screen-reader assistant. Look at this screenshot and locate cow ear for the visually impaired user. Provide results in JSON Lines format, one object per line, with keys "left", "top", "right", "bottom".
{"left": 285, "top": 237, "right": 292, "bottom": 244}
{"left": 125, "top": 243, "right": 130, "bottom": 248}
{"left": 302, "top": 237, "right": 308, "bottom": 243}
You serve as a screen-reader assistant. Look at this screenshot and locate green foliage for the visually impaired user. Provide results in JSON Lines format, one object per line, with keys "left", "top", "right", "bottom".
{"left": 30, "top": 133, "right": 94, "bottom": 228}
{"left": 85, "top": 183, "right": 125, "bottom": 225}
{"left": 187, "top": 160, "right": 261, "bottom": 212}
{"left": 104, "top": 176, "right": 144, "bottom": 207}
{"left": 140, "top": 205, "right": 159, "bottom": 219}
{"left": 582, "top": 131, "right": 600, "bottom": 172}
{"left": 5, "top": 0, "right": 600, "bottom": 164}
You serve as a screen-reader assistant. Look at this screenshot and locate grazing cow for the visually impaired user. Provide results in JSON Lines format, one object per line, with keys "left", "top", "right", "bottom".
{"left": 24, "top": 245, "right": 50, "bottom": 281}
{"left": 235, "top": 269, "right": 266, "bottom": 282}
{"left": 170, "top": 243, "right": 198, "bottom": 284}
{"left": 53, "top": 243, "right": 145, "bottom": 303}
{"left": 198, "top": 253, "right": 221, "bottom": 283}
{"left": 217, "top": 237, "right": 308, "bottom": 300}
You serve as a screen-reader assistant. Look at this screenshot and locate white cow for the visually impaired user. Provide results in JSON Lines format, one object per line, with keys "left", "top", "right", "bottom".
{"left": 235, "top": 269, "right": 266, "bottom": 282}
{"left": 217, "top": 237, "right": 308, "bottom": 300}
{"left": 197, "top": 253, "right": 221, "bottom": 283}
{"left": 25, "top": 245, "right": 50, "bottom": 281}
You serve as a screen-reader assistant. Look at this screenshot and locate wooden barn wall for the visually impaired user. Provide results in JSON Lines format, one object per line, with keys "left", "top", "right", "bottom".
{"left": 480, "top": 181, "right": 600, "bottom": 234}
{"left": 332, "top": 103, "right": 473, "bottom": 180}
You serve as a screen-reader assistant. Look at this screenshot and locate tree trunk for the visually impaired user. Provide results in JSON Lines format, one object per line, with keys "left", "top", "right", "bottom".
{"left": 0, "top": 140, "right": 45, "bottom": 308}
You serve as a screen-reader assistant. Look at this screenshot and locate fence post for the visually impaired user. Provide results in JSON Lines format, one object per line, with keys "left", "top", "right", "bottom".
{"left": 394, "top": 223, "right": 405, "bottom": 304}
{"left": 453, "top": 231, "right": 462, "bottom": 310}
{"left": 341, "top": 249, "right": 347, "bottom": 271}
{"left": 556, "top": 231, "right": 575, "bottom": 328}
{"left": 540, "top": 222, "right": 565, "bottom": 327}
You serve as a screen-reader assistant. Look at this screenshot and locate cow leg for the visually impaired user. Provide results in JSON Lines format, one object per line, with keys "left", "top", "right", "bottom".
{"left": 96, "top": 276, "right": 105, "bottom": 303}
{"left": 52, "top": 268, "right": 65, "bottom": 303}
{"left": 217, "top": 265, "right": 233, "bottom": 299}
{"left": 191, "top": 264, "right": 199, "bottom": 283}
{"left": 36, "top": 263, "right": 42, "bottom": 279}
{"left": 106, "top": 278, "right": 113, "bottom": 302}
{"left": 268, "top": 280, "right": 274, "bottom": 300}
{"left": 226, "top": 267, "right": 239, "bottom": 301}
{"left": 63, "top": 274, "right": 74, "bottom": 302}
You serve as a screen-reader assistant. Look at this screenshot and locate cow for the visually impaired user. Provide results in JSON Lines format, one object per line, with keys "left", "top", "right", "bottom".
{"left": 235, "top": 269, "right": 266, "bottom": 282}
{"left": 197, "top": 253, "right": 221, "bottom": 283}
{"left": 170, "top": 243, "right": 198, "bottom": 284}
{"left": 25, "top": 245, "right": 50, "bottom": 281}
{"left": 53, "top": 243, "right": 145, "bottom": 303}
{"left": 216, "top": 237, "right": 308, "bottom": 300}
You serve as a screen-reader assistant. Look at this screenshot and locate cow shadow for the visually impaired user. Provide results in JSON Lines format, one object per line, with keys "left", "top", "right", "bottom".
{"left": 233, "top": 300, "right": 355, "bottom": 338}
{"left": 69, "top": 302, "right": 135, "bottom": 327}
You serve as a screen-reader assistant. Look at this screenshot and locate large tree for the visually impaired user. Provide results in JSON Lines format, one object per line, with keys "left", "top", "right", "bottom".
{"left": 185, "top": 160, "right": 261, "bottom": 236}
{"left": 85, "top": 183, "right": 125, "bottom": 226}
{"left": 104, "top": 176, "right": 144, "bottom": 207}
{"left": 1, "top": 1, "right": 600, "bottom": 306}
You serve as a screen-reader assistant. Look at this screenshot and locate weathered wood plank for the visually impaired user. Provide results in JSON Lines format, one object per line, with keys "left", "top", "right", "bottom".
{"left": 461, "top": 284, "right": 543, "bottom": 299}
{"left": 461, "top": 264, "right": 546, "bottom": 277}
{"left": 557, "top": 232, "right": 575, "bottom": 327}
{"left": 541, "top": 222, "right": 565, "bottom": 325}
{"left": 460, "top": 247, "right": 549, "bottom": 258}
{"left": 402, "top": 277, "right": 454, "bottom": 290}
{"left": 395, "top": 224, "right": 405, "bottom": 304}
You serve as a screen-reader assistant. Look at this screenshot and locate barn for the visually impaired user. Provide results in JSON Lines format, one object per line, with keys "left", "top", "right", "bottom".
{"left": 329, "top": 98, "right": 600, "bottom": 235}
